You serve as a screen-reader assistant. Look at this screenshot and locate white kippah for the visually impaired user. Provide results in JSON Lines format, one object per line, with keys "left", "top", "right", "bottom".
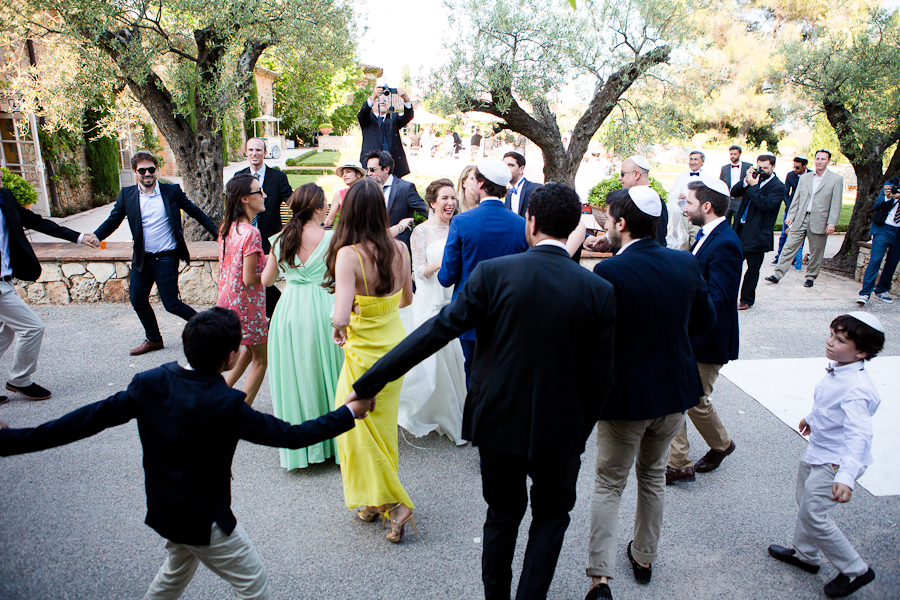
{"left": 628, "top": 185, "right": 662, "bottom": 217}
{"left": 476, "top": 157, "right": 512, "bottom": 187}
{"left": 846, "top": 312, "right": 885, "bottom": 333}
{"left": 758, "top": 152, "right": 776, "bottom": 159}
{"left": 628, "top": 155, "right": 651, "bottom": 171}
{"left": 795, "top": 154, "right": 808, "bottom": 162}
{"left": 694, "top": 173, "right": 730, "bottom": 197}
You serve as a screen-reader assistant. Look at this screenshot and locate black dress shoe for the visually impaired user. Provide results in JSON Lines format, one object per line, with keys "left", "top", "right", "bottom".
{"left": 585, "top": 583, "right": 612, "bottom": 600}
{"left": 0, "top": 395, "right": 8, "bottom": 406}
{"left": 666, "top": 465, "right": 695, "bottom": 484}
{"left": 694, "top": 441, "right": 736, "bottom": 473}
{"left": 804, "top": 279, "right": 814, "bottom": 288}
{"left": 767, "top": 545, "right": 820, "bottom": 573}
{"left": 5, "top": 382, "right": 51, "bottom": 401}
{"left": 765, "top": 275, "right": 779, "bottom": 284}
{"left": 130, "top": 339, "right": 165, "bottom": 356}
{"left": 824, "top": 567, "right": 875, "bottom": 598}
{"left": 627, "top": 541, "right": 651, "bottom": 584}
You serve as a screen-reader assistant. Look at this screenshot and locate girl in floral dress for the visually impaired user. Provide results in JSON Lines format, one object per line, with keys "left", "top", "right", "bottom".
{"left": 216, "top": 173, "right": 269, "bottom": 405}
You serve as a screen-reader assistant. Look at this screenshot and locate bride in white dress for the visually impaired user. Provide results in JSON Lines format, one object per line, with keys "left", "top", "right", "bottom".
{"left": 398, "top": 179, "right": 468, "bottom": 444}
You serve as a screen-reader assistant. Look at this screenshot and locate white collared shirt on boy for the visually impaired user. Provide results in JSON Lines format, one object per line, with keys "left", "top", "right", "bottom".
{"left": 804, "top": 360, "right": 881, "bottom": 489}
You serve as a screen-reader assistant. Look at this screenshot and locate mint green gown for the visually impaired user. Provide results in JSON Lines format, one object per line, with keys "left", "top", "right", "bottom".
{"left": 268, "top": 230, "right": 344, "bottom": 469}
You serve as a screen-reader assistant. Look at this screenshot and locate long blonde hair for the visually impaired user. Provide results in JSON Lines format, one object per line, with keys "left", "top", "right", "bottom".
{"left": 457, "top": 164, "right": 477, "bottom": 213}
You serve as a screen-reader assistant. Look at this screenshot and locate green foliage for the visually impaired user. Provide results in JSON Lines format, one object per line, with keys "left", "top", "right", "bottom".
{"left": 587, "top": 177, "right": 667, "bottom": 207}
{"left": 805, "top": 114, "right": 848, "bottom": 164}
{"left": 140, "top": 123, "right": 166, "bottom": 170}
{"left": 37, "top": 126, "right": 84, "bottom": 195}
{"left": 746, "top": 124, "right": 781, "bottom": 153}
{"left": 1, "top": 168, "right": 38, "bottom": 207}
{"left": 279, "top": 168, "right": 334, "bottom": 176}
{"left": 244, "top": 79, "right": 260, "bottom": 141}
{"left": 83, "top": 104, "right": 120, "bottom": 200}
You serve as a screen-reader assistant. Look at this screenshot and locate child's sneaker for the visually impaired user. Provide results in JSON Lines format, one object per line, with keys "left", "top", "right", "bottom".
{"left": 874, "top": 292, "right": 893, "bottom": 304}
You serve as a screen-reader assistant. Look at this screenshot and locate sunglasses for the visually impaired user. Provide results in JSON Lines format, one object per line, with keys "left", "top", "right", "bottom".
{"left": 136, "top": 167, "right": 157, "bottom": 175}
{"left": 620, "top": 170, "right": 638, "bottom": 177}
{"left": 366, "top": 167, "right": 380, "bottom": 172}
{"left": 248, "top": 190, "right": 264, "bottom": 196}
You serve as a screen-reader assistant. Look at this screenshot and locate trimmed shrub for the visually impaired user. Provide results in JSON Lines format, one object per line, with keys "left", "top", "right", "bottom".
{"left": 588, "top": 176, "right": 667, "bottom": 208}
{"left": 1, "top": 167, "right": 38, "bottom": 206}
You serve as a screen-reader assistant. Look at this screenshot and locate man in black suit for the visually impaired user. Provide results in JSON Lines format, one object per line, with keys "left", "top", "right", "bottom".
{"left": 235, "top": 137, "right": 293, "bottom": 317}
{"left": 586, "top": 186, "right": 715, "bottom": 600}
{"left": 358, "top": 85, "right": 414, "bottom": 178}
{"left": 666, "top": 177, "right": 742, "bottom": 485}
{"left": 347, "top": 183, "right": 616, "bottom": 600}
{"left": 0, "top": 172, "right": 99, "bottom": 402}
{"left": 94, "top": 151, "right": 218, "bottom": 355}
{"left": 772, "top": 155, "right": 809, "bottom": 267}
{"left": 720, "top": 144, "right": 752, "bottom": 225}
{"left": 364, "top": 150, "right": 428, "bottom": 250}
{"left": 503, "top": 151, "right": 542, "bottom": 217}
{"left": 0, "top": 307, "right": 372, "bottom": 598}
{"left": 730, "top": 152, "right": 785, "bottom": 309}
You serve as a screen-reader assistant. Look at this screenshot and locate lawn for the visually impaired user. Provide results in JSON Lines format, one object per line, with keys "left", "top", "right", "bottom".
{"left": 286, "top": 174, "right": 320, "bottom": 189}
{"left": 773, "top": 202, "right": 854, "bottom": 232}
{"left": 298, "top": 150, "right": 340, "bottom": 166}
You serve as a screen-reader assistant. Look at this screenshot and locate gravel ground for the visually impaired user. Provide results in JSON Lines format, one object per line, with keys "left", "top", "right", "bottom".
{"left": 0, "top": 274, "right": 897, "bottom": 599}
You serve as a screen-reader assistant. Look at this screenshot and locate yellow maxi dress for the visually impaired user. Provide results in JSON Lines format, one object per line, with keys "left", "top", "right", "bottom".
{"left": 335, "top": 247, "right": 414, "bottom": 511}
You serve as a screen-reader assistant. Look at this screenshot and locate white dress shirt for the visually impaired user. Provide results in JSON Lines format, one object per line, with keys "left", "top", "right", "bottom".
{"left": 381, "top": 175, "right": 394, "bottom": 207}
{"left": 140, "top": 183, "right": 177, "bottom": 253}
{"left": 0, "top": 207, "right": 11, "bottom": 278}
{"left": 509, "top": 178, "right": 527, "bottom": 214}
{"left": 668, "top": 168, "right": 704, "bottom": 209}
{"left": 535, "top": 239, "right": 568, "bottom": 252}
{"left": 249, "top": 163, "right": 266, "bottom": 187}
{"left": 691, "top": 216, "right": 726, "bottom": 255}
{"left": 804, "top": 360, "right": 881, "bottom": 489}
{"left": 615, "top": 238, "right": 644, "bottom": 255}
{"left": 885, "top": 198, "right": 899, "bottom": 227}
{"left": 729, "top": 162, "right": 742, "bottom": 189}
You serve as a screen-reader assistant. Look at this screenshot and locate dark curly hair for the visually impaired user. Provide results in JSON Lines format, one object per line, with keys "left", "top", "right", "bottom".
{"left": 605, "top": 188, "right": 658, "bottom": 240}
{"left": 830, "top": 315, "right": 885, "bottom": 361}
{"left": 526, "top": 183, "right": 580, "bottom": 239}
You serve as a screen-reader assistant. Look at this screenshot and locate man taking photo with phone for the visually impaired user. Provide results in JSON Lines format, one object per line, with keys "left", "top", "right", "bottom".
{"left": 358, "top": 84, "right": 414, "bottom": 179}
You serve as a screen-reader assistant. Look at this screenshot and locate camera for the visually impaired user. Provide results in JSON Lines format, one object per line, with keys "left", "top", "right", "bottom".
{"left": 752, "top": 166, "right": 766, "bottom": 178}
{"left": 891, "top": 185, "right": 899, "bottom": 196}
{"left": 381, "top": 86, "right": 397, "bottom": 96}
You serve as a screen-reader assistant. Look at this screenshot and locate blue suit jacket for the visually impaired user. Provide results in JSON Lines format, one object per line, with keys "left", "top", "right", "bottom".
{"left": 689, "top": 221, "right": 742, "bottom": 365}
{"left": 504, "top": 178, "right": 542, "bottom": 217}
{"left": 593, "top": 239, "right": 716, "bottom": 421}
{"left": 438, "top": 199, "right": 528, "bottom": 341}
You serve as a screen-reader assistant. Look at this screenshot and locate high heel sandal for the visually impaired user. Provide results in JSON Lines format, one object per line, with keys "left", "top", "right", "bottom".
{"left": 382, "top": 503, "right": 418, "bottom": 543}
{"left": 357, "top": 506, "right": 381, "bottom": 523}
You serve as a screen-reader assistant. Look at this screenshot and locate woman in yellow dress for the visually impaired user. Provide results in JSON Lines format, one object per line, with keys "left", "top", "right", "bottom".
{"left": 323, "top": 177, "right": 418, "bottom": 543}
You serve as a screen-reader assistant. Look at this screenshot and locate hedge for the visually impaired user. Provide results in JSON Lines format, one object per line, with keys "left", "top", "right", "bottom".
{"left": 588, "top": 176, "right": 668, "bottom": 208}
{"left": 1, "top": 168, "right": 38, "bottom": 207}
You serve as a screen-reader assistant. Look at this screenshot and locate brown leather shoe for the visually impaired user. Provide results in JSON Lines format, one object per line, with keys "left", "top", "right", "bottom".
{"left": 130, "top": 339, "right": 164, "bottom": 356}
{"left": 694, "top": 441, "right": 736, "bottom": 473}
{"left": 665, "top": 465, "right": 695, "bottom": 485}
{"left": 737, "top": 302, "right": 751, "bottom": 310}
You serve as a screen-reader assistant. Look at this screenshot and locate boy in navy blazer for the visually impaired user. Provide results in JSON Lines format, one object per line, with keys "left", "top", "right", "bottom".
{"left": 666, "top": 177, "right": 743, "bottom": 485}
{"left": 0, "top": 308, "right": 372, "bottom": 599}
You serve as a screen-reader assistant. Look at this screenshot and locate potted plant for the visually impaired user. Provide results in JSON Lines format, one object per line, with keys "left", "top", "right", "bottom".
{"left": 319, "top": 123, "right": 334, "bottom": 136}
{"left": 0, "top": 167, "right": 38, "bottom": 209}
{"left": 587, "top": 175, "right": 669, "bottom": 228}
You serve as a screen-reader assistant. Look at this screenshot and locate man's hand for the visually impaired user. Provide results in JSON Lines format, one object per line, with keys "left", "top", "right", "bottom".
{"left": 345, "top": 390, "right": 376, "bottom": 419}
{"left": 398, "top": 87, "right": 409, "bottom": 102}
{"left": 398, "top": 217, "right": 414, "bottom": 231}
{"left": 832, "top": 482, "right": 852, "bottom": 503}
{"left": 0, "top": 420, "right": 8, "bottom": 429}
{"left": 884, "top": 184, "right": 892, "bottom": 196}
{"left": 785, "top": 218, "right": 794, "bottom": 229}
{"left": 678, "top": 192, "right": 686, "bottom": 200}
{"left": 746, "top": 170, "right": 760, "bottom": 186}
{"left": 825, "top": 224, "right": 835, "bottom": 235}
{"left": 583, "top": 234, "right": 607, "bottom": 251}
{"left": 370, "top": 86, "right": 384, "bottom": 102}
{"left": 81, "top": 233, "right": 101, "bottom": 248}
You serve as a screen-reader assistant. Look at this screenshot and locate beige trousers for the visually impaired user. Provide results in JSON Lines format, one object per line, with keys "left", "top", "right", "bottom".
{"left": 773, "top": 213, "right": 828, "bottom": 280}
{"left": 143, "top": 523, "right": 269, "bottom": 600}
{"left": 668, "top": 363, "right": 731, "bottom": 469}
{"left": 587, "top": 412, "right": 686, "bottom": 579}
{"left": 0, "top": 281, "right": 45, "bottom": 387}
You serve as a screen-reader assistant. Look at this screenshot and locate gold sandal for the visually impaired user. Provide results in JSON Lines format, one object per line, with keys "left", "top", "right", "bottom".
{"left": 357, "top": 506, "right": 381, "bottom": 523}
{"left": 382, "top": 503, "right": 418, "bottom": 543}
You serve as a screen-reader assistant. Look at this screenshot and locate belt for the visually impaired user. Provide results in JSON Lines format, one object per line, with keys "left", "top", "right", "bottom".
{"left": 145, "top": 249, "right": 178, "bottom": 259}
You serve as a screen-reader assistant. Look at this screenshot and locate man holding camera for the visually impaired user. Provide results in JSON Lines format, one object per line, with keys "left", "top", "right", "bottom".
{"left": 856, "top": 179, "right": 900, "bottom": 305}
{"left": 730, "top": 152, "right": 784, "bottom": 309}
{"left": 358, "top": 85, "right": 414, "bottom": 179}
{"left": 766, "top": 150, "right": 843, "bottom": 288}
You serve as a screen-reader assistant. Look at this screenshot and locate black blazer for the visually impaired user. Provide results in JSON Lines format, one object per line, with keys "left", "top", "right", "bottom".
{"left": 0, "top": 188, "right": 81, "bottom": 282}
{"left": 730, "top": 176, "right": 785, "bottom": 252}
{"left": 783, "top": 169, "right": 808, "bottom": 212}
{"left": 386, "top": 177, "right": 428, "bottom": 248}
{"left": 94, "top": 183, "right": 218, "bottom": 272}
{"left": 504, "top": 179, "right": 542, "bottom": 217}
{"left": 721, "top": 161, "right": 752, "bottom": 214}
{"left": 689, "top": 221, "right": 742, "bottom": 365}
{"left": 593, "top": 239, "right": 716, "bottom": 421}
{"left": 354, "top": 245, "right": 616, "bottom": 460}
{"left": 358, "top": 101, "right": 414, "bottom": 178}
{"left": 0, "top": 362, "right": 355, "bottom": 546}
{"left": 235, "top": 166, "right": 292, "bottom": 253}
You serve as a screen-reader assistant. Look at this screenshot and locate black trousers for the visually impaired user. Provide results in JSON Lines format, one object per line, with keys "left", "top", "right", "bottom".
{"left": 740, "top": 250, "right": 765, "bottom": 306}
{"left": 479, "top": 448, "right": 581, "bottom": 600}
{"left": 130, "top": 252, "right": 195, "bottom": 343}
{"left": 265, "top": 285, "right": 281, "bottom": 319}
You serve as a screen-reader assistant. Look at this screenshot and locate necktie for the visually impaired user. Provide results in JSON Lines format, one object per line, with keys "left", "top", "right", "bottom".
{"left": 252, "top": 172, "right": 261, "bottom": 227}
{"left": 894, "top": 200, "right": 900, "bottom": 224}
{"left": 689, "top": 172, "right": 699, "bottom": 176}
{"left": 696, "top": 228, "right": 704, "bottom": 242}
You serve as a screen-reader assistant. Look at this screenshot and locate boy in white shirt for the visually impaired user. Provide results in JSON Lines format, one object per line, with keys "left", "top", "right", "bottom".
{"left": 768, "top": 312, "right": 884, "bottom": 598}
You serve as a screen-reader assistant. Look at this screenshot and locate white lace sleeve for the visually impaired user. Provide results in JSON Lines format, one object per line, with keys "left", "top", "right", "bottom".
{"left": 411, "top": 225, "right": 428, "bottom": 280}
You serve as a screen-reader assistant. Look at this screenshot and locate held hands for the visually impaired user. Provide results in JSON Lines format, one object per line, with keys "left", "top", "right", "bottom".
{"left": 798, "top": 418, "right": 810, "bottom": 436}
{"left": 832, "top": 482, "right": 852, "bottom": 503}
{"left": 583, "top": 234, "right": 607, "bottom": 252}
{"left": 398, "top": 218, "right": 414, "bottom": 231}
{"left": 82, "top": 233, "right": 101, "bottom": 248}
{"left": 345, "top": 390, "right": 376, "bottom": 419}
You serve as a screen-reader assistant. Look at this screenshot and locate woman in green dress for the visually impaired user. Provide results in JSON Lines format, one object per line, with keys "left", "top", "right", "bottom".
{"left": 261, "top": 184, "right": 343, "bottom": 469}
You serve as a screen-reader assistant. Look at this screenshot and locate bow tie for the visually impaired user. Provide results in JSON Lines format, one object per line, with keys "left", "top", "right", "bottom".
{"left": 825, "top": 365, "right": 835, "bottom": 376}
{"left": 731, "top": 164, "right": 740, "bottom": 168}
{"left": 695, "top": 228, "right": 704, "bottom": 242}
{"left": 689, "top": 172, "right": 699, "bottom": 176}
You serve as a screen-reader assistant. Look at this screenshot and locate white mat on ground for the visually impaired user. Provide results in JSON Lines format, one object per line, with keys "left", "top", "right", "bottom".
{"left": 720, "top": 357, "right": 900, "bottom": 497}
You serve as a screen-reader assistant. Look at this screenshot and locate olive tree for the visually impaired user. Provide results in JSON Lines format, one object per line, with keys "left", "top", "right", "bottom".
{"left": 3, "top": 0, "right": 354, "bottom": 239}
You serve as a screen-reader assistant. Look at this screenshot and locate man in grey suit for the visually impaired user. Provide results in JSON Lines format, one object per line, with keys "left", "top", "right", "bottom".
{"left": 766, "top": 150, "right": 843, "bottom": 288}
{"left": 720, "top": 145, "right": 752, "bottom": 225}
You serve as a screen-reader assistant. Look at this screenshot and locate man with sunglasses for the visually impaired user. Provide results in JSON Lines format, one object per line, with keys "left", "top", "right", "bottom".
{"left": 94, "top": 151, "right": 218, "bottom": 355}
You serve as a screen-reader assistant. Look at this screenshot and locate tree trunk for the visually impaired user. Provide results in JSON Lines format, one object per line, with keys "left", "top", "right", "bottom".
{"left": 176, "top": 126, "right": 224, "bottom": 241}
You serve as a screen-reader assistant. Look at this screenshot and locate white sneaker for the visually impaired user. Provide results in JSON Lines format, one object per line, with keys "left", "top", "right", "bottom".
{"left": 875, "top": 292, "right": 894, "bottom": 304}
{"left": 856, "top": 295, "right": 869, "bottom": 306}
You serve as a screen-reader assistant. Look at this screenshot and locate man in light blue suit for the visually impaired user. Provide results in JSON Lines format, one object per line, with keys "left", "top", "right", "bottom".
{"left": 439, "top": 157, "right": 529, "bottom": 381}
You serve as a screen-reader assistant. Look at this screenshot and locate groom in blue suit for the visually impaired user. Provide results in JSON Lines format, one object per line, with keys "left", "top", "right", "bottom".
{"left": 439, "top": 158, "right": 528, "bottom": 379}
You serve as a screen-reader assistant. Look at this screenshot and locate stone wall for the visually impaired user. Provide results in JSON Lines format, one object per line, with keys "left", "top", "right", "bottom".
{"left": 855, "top": 243, "right": 900, "bottom": 294}
{"left": 17, "top": 242, "right": 220, "bottom": 305}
